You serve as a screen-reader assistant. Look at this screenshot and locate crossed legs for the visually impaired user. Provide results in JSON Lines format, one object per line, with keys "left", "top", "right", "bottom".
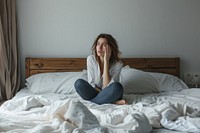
{"left": 74, "top": 79, "right": 125, "bottom": 105}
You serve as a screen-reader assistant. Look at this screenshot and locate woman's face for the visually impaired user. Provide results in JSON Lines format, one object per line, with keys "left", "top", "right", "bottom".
{"left": 96, "top": 38, "right": 108, "bottom": 57}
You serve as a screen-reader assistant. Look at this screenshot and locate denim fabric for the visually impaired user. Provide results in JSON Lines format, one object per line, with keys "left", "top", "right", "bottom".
{"left": 74, "top": 79, "right": 123, "bottom": 105}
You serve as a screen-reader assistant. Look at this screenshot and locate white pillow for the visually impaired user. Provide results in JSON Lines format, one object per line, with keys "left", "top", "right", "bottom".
{"left": 148, "top": 72, "right": 189, "bottom": 92}
{"left": 120, "top": 67, "right": 158, "bottom": 94}
{"left": 25, "top": 70, "right": 87, "bottom": 94}
{"left": 120, "top": 67, "right": 188, "bottom": 94}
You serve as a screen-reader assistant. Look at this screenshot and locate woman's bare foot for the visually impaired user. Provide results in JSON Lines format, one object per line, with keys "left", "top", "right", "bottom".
{"left": 114, "top": 99, "right": 128, "bottom": 105}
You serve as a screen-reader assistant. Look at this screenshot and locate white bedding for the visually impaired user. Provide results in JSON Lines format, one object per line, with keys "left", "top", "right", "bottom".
{"left": 1, "top": 88, "right": 200, "bottom": 133}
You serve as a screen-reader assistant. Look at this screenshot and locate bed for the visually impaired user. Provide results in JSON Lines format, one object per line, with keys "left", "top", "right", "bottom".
{"left": 0, "top": 57, "right": 200, "bottom": 133}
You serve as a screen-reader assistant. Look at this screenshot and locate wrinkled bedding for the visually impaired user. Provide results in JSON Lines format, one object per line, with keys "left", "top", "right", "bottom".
{"left": 0, "top": 88, "right": 200, "bottom": 133}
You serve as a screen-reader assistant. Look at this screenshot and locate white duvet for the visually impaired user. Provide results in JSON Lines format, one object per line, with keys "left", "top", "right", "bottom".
{"left": 0, "top": 88, "right": 200, "bottom": 133}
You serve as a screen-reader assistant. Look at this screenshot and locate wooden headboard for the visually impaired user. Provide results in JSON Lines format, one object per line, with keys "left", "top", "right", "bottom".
{"left": 26, "top": 57, "right": 180, "bottom": 78}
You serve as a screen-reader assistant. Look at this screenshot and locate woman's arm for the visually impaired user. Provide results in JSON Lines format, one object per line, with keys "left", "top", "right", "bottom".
{"left": 87, "top": 56, "right": 96, "bottom": 88}
{"left": 102, "top": 59, "right": 111, "bottom": 88}
{"left": 102, "top": 45, "right": 111, "bottom": 88}
{"left": 87, "top": 55, "right": 102, "bottom": 92}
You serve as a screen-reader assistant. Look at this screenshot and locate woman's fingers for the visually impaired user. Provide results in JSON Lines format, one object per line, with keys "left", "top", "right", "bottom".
{"left": 104, "top": 45, "right": 110, "bottom": 61}
{"left": 107, "top": 45, "right": 111, "bottom": 58}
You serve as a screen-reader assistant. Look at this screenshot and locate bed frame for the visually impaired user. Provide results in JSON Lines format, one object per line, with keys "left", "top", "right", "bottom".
{"left": 25, "top": 57, "right": 180, "bottom": 78}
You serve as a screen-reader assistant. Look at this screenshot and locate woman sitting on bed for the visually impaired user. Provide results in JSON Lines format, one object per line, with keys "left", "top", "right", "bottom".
{"left": 74, "top": 33, "right": 127, "bottom": 105}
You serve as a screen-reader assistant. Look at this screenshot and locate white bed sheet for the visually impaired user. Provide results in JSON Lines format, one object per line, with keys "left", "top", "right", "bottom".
{"left": 1, "top": 88, "right": 200, "bottom": 133}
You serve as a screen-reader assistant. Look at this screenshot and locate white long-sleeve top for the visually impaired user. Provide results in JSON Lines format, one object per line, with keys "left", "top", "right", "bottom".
{"left": 87, "top": 55, "right": 123, "bottom": 89}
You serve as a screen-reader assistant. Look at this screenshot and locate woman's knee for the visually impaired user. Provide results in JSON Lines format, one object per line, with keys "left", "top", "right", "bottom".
{"left": 74, "top": 79, "right": 86, "bottom": 90}
{"left": 110, "top": 82, "right": 123, "bottom": 93}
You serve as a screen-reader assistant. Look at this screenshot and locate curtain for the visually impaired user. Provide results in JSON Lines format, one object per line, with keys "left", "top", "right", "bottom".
{"left": 0, "top": 0, "right": 20, "bottom": 102}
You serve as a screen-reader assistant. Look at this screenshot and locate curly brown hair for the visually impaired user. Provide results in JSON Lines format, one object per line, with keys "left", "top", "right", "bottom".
{"left": 91, "top": 33, "right": 121, "bottom": 66}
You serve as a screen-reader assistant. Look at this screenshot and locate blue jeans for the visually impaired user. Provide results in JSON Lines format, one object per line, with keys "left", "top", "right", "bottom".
{"left": 74, "top": 79, "right": 123, "bottom": 105}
